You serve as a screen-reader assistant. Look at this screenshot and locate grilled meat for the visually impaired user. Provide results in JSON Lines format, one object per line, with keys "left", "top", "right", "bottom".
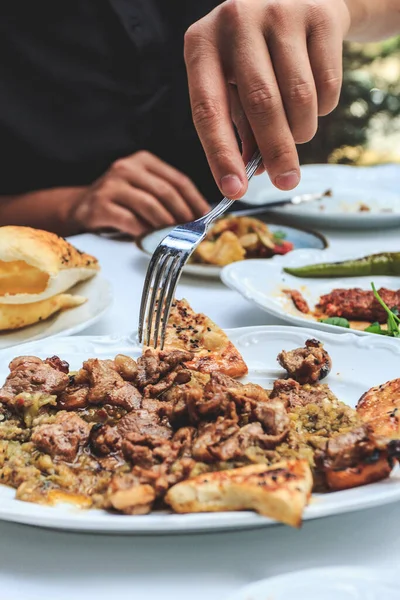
{"left": 284, "top": 289, "right": 310, "bottom": 314}
{"left": 277, "top": 339, "right": 332, "bottom": 384}
{"left": 317, "top": 287, "right": 400, "bottom": 322}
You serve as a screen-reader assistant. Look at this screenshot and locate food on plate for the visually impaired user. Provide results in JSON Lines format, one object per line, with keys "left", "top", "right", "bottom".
{"left": 283, "top": 252, "right": 400, "bottom": 278}
{"left": 316, "top": 287, "right": 400, "bottom": 323}
{"left": 160, "top": 298, "right": 248, "bottom": 378}
{"left": 0, "top": 294, "right": 86, "bottom": 331}
{"left": 0, "top": 226, "right": 99, "bottom": 330}
{"left": 0, "top": 299, "right": 399, "bottom": 528}
{"left": 165, "top": 460, "right": 312, "bottom": 527}
{"left": 357, "top": 379, "right": 400, "bottom": 439}
{"left": 191, "top": 216, "right": 293, "bottom": 267}
{"left": 285, "top": 284, "right": 400, "bottom": 337}
{"left": 277, "top": 339, "right": 332, "bottom": 385}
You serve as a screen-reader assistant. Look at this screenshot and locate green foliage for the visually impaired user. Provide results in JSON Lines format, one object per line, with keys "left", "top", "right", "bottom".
{"left": 298, "top": 39, "right": 400, "bottom": 164}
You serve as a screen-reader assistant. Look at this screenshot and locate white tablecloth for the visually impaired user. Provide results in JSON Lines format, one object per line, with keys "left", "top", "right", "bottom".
{"left": 1, "top": 222, "right": 400, "bottom": 599}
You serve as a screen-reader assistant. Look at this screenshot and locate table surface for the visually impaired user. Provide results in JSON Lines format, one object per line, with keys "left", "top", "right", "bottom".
{"left": 2, "top": 220, "right": 400, "bottom": 599}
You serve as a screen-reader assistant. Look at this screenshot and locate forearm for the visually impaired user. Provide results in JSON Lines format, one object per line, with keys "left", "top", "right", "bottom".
{"left": 345, "top": 0, "right": 400, "bottom": 41}
{"left": 0, "top": 187, "right": 86, "bottom": 236}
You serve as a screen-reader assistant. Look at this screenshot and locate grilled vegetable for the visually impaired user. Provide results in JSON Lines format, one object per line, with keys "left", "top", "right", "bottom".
{"left": 284, "top": 252, "right": 400, "bottom": 278}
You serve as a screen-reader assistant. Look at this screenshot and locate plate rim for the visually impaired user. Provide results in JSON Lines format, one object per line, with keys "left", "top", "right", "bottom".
{"left": 1, "top": 324, "right": 400, "bottom": 533}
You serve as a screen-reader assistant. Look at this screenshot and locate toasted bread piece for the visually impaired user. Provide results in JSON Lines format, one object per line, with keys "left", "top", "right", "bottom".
{"left": 0, "top": 293, "right": 86, "bottom": 331}
{"left": 165, "top": 460, "right": 312, "bottom": 527}
{"left": 0, "top": 226, "right": 99, "bottom": 304}
{"left": 161, "top": 298, "right": 248, "bottom": 378}
{"left": 357, "top": 378, "right": 400, "bottom": 438}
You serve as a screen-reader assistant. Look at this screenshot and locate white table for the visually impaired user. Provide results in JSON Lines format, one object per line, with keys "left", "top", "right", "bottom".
{"left": 1, "top": 224, "right": 400, "bottom": 599}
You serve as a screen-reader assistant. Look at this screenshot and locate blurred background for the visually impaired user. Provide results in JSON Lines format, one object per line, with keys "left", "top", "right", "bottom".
{"left": 298, "top": 36, "right": 400, "bottom": 166}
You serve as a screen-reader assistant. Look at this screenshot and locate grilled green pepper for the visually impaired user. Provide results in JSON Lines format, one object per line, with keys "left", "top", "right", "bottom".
{"left": 283, "top": 252, "right": 400, "bottom": 278}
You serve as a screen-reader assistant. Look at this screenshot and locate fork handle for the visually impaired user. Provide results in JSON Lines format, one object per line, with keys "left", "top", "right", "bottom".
{"left": 200, "top": 150, "right": 263, "bottom": 226}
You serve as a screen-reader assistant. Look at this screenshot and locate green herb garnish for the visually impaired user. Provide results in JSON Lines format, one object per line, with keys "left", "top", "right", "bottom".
{"left": 369, "top": 283, "right": 400, "bottom": 337}
{"left": 319, "top": 317, "right": 350, "bottom": 328}
{"left": 273, "top": 230, "right": 286, "bottom": 240}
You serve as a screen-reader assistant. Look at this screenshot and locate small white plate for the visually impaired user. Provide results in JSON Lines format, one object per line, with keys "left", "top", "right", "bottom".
{"left": 227, "top": 566, "right": 399, "bottom": 600}
{"left": 0, "top": 275, "right": 112, "bottom": 350}
{"left": 0, "top": 326, "right": 400, "bottom": 533}
{"left": 241, "top": 164, "right": 400, "bottom": 229}
{"left": 136, "top": 222, "right": 327, "bottom": 279}
{"left": 221, "top": 248, "right": 400, "bottom": 338}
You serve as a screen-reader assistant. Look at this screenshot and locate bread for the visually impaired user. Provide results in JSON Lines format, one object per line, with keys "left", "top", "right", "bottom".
{"left": 165, "top": 460, "right": 312, "bottom": 527}
{"left": 0, "top": 226, "right": 99, "bottom": 304}
{"left": 161, "top": 298, "right": 248, "bottom": 378}
{"left": 0, "top": 294, "right": 86, "bottom": 331}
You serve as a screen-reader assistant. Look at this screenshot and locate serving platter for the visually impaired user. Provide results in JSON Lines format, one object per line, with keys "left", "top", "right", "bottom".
{"left": 136, "top": 221, "right": 327, "bottom": 279}
{"left": 240, "top": 163, "right": 400, "bottom": 229}
{"left": 0, "top": 275, "right": 113, "bottom": 350}
{"left": 0, "top": 325, "right": 400, "bottom": 534}
{"left": 221, "top": 248, "right": 400, "bottom": 338}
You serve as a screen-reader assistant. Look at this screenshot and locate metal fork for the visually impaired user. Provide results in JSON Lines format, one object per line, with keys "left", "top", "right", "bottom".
{"left": 138, "top": 150, "right": 263, "bottom": 349}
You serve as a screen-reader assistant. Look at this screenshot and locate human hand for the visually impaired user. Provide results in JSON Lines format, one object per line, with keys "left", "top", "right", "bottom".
{"left": 68, "top": 151, "right": 210, "bottom": 237}
{"left": 184, "top": 0, "right": 351, "bottom": 197}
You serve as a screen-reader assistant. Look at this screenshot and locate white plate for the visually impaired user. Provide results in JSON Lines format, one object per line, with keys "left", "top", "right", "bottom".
{"left": 0, "top": 275, "right": 113, "bottom": 350}
{"left": 0, "top": 326, "right": 400, "bottom": 534}
{"left": 136, "top": 222, "right": 327, "bottom": 279}
{"left": 221, "top": 248, "right": 400, "bottom": 338}
{"left": 227, "top": 566, "right": 399, "bottom": 600}
{"left": 241, "top": 164, "right": 400, "bottom": 229}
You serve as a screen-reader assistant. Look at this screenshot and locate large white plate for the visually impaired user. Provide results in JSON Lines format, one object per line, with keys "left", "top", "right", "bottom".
{"left": 0, "top": 326, "right": 400, "bottom": 534}
{"left": 221, "top": 248, "right": 400, "bottom": 338}
{"left": 136, "top": 222, "right": 327, "bottom": 279}
{"left": 241, "top": 164, "right": 400, "bottom": 229}
{"left": 227, "top": 566, "right": 399, "bottom": 600}
{"left": 0, "top": 275, "right": 113, "bottom": 350}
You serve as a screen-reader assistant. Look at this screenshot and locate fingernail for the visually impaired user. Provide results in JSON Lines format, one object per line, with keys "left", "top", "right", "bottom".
{"left": 221, "top": 174, "right": 243, "bottom": 197}
{"left": 275, "top": 170, "right": 300, "bottom": 190}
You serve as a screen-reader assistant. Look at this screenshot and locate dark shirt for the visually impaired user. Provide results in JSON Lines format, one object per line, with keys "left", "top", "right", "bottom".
{"left": 0, "top": 1, "right": 222, "bottom": 202}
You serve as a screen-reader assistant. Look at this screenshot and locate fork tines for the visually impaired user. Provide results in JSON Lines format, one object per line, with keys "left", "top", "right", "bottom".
{"left": 138, "top": 247, "right": 182, "bottom": 350}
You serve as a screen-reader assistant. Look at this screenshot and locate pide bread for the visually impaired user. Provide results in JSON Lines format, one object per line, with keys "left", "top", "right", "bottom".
{"left": 0, "top": 294, "right": 86, "bottom": 330}
{"left": 0, "top": 226, "right": 99, "bottom": 305}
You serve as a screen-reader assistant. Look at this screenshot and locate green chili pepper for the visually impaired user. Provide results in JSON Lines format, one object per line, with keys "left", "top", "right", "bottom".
{"left": 283, "top": 252, "right": 400, "bottom": 278}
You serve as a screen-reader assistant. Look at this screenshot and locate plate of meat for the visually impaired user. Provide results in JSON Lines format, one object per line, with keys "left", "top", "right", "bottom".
{"left": 0, "top": 299, "right": 400, "bottom": 534}
{"left": 221, "top": 248, "right": 400, "bottom": 339}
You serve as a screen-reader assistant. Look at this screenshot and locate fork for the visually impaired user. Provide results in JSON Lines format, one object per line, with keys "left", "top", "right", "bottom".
{"left": 138, "top": 150, "right": 263, "bottom": 349}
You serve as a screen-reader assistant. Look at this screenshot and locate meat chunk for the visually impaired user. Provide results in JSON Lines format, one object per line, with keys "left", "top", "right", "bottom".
{"left": 0, "top": 356, "right": 69, "bottom": 404}
{"left": 83, "top": 358, "right": 142, "bottom": 411}
{"left": 44, "top": 356, "right": 70, "bottom": 374}
{"left": 317, "top": 287, "right": 400, "bottom": 323}
{"left": 114, "top": 354, "right": 138, "bottom": 381}
{"left": 284, "top": 289, "right": 310, "bottom": 314}
{"left": 32, "top": 412, "right": 90, "bottom": 462}
{"left": 136, "top": 349, "right": 193, "bottom": 389}
{"left": 277, "top": 339, "right": 332, "bottom": 384}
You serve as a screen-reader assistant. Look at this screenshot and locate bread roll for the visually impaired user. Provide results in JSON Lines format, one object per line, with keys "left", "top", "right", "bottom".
{"left": 0, "top": 226, "right": 99, "bottom": 304}
{"left": 0, "top": 294, "right": 86, "bottom": 331}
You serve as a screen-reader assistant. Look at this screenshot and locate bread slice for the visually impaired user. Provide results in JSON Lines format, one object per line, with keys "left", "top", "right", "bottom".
{"left": 357, "top": 378, "right": 400, "bottom": 438}
{"left": 165, "top": 460, "right": 312, "bottom": 527}
{"left": 0, "top": 226, "right": 99, "bottom": 304}
{"left": 0, "top": 293, "right": 86, "bottom": 331}
{"left": 161, "top": 298, "right": 248, "bottom": 378}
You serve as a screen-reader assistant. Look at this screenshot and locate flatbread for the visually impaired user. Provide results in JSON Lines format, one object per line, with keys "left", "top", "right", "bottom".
{"left": 0, "top": 226, "right": 99, "bottom": 304}
{"left": 165, "top": 460, "right": 312, "bottom": 527}
{"left": 357, "top": 378, "right": 400, "bottom": 438}
{"left": 0, "top": 293, "right": 86, "bottom": 331}
{"left": 162, "top": 298, "right": 248, "bottom": 378}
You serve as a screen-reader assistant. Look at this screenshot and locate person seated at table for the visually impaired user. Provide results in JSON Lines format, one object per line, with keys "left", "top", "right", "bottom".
{"left": 0, "top": 0, "right": 398, "bottom": 238}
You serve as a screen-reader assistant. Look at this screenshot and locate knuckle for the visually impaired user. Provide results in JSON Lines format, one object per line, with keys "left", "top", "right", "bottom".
{"left": 184, "top": 22, "right": 203, "bottom": 54}
{"left": 158, "top": 182, "right": 175, "bottom": 199}
{"left": 265, "top": 143, "right": 295, "bottom": 164}
{"left": 110, "top": 159, "right": 130, "bottom": 178}
{"left": 94, "top": 179, "right": 116, "bottom": 203}
{"left": 219, "top": 0, "right": 247, "bottom": 24}
{"left": 264, "top": 0, "right": 288, "bottom": 26}
{"left": 245, "top": 83, "right": 279, "bottom": 118}
{"left": 192, "top": 97, "right": 223, "bottom": 128}
{"left": 287, "top": 80, "right": 315, "bottom": 108}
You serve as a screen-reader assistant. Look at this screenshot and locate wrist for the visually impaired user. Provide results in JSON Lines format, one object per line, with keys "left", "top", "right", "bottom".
{"left": 59, "top": 187, "right": 88, "bottom": 236}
